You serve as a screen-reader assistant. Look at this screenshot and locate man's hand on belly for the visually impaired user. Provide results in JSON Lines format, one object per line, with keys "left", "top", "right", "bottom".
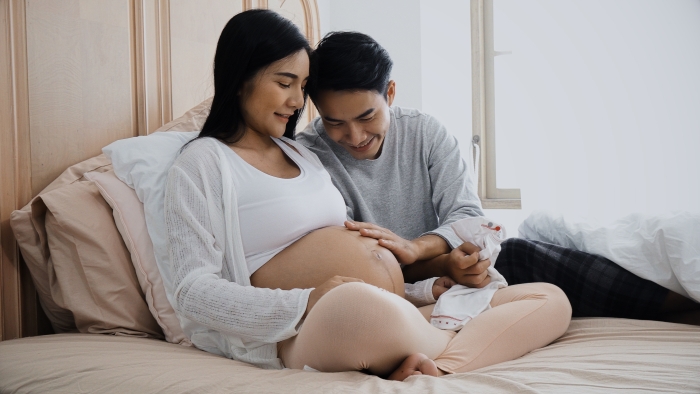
{"left": 344, "top": 221, "right": 450, "bottom": 265}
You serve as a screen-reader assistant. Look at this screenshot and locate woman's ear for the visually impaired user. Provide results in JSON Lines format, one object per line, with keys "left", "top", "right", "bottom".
{"left": 386, "top": 80, "right": 396, "bottom": 106}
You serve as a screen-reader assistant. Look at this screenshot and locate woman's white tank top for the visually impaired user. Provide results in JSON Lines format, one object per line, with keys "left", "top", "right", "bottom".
{"left": 223, "top": 137, "right": 347, "bottom": 275}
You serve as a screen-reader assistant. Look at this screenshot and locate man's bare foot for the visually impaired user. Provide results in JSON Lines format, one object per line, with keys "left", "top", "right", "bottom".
{"left": 387, "top": 353, "right": 440, "bottom": 381}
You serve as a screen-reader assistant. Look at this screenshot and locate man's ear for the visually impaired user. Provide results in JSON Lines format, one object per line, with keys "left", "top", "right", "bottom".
{"left": 386, "top": 80, "right": 396, "bottom": 106}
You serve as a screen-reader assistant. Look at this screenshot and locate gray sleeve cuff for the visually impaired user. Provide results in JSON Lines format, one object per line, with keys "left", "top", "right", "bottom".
{"left": 423, "top": 225, "right": 464, "bottom": 249}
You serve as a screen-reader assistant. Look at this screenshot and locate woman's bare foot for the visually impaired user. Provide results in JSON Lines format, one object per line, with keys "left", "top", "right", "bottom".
{"left": 387, "top": 353, "right": 440, "bottom": 381}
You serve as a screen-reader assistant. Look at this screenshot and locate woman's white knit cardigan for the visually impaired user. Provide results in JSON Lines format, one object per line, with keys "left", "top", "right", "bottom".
{"left": 164, "top": 137, "right": 313, "bottom": 369}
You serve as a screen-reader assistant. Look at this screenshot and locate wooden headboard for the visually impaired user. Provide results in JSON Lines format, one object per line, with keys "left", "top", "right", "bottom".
{"left": 0, "top": 0, "right": 320, "bottom": 342}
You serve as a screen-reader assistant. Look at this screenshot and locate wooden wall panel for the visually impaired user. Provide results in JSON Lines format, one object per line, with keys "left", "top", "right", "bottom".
{"left": 0, "top": 0, "right": 19, "bottom": 343}
{"left": 168, "top": 0, "right": 243, "bottom": 119}
{"left": 1, "top": 0, "right": 34, "bottom": 341}
{"left": 26, "top": 0, "right": 136, "bottom": 194}
{"left": 135, "top": 0, "right": 173, "bottom": 134}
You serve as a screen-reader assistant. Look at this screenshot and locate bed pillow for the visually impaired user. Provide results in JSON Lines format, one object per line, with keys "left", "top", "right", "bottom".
{"left": 101, "top": 98, "right": 209, "bottom": 325}
{"left": 85, "top": 170, "right": 191, "bottom": 345}
{"left": 10, "top": 154, "right": 113, "bottom": 333}
{"left": 157, "top": 97, "right": 211, "bottom": 132}
{"left": 41, "top": 181, "right": 163, "bottom": 338}
{"left": 103, "top": 131, "right": 198, "bottom": 300}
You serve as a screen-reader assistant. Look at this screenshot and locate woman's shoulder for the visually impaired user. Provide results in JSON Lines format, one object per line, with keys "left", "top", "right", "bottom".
{"left": 171, "top": 137, "right": 228, "bottom": 181}
{"left": 175, "top": 137, "right": 225, "bottom": 165}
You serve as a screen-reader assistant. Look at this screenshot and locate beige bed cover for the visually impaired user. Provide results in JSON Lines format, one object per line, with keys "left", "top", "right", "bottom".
{"left": 1, "top": 318, "right": 699, "bottom": 393}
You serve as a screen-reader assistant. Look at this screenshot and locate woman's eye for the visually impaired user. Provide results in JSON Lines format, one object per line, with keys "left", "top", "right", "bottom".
{"left": 279, "top": 83, "right": 291, "bottom": 88}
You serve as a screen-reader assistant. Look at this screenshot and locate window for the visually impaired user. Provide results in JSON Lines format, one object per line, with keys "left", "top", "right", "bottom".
{"left": 471, "top": 0, "right": 521, "bottom": 209}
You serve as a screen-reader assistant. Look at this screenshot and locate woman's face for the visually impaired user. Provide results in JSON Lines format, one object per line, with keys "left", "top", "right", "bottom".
{"left": 239, "top": 49, "right": 309, "bottom": 139}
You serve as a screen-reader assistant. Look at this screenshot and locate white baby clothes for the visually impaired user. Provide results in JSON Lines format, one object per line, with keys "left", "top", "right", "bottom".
{"left": 430, "top": 217, "right": 508, "bottom": 331}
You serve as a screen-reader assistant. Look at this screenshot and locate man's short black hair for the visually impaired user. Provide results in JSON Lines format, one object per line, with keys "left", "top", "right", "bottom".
{"left": 308, "top": 31, "right": 393, "bottom": 101}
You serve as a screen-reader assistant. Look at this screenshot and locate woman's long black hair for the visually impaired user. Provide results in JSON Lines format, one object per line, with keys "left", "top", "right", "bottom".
{"left": 194, "top": 9, "right": 311, "bottom": 145}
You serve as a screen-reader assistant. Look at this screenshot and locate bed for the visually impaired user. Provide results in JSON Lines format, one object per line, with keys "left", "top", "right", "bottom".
{"left": 1, "top": 319, "right": 698, "bottom": 393}
{"left": 1, "top": 1, "right": 699, "bottom": 393}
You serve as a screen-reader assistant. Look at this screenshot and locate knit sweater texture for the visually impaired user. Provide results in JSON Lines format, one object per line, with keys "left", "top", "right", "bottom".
{"left": 164, "top": 137, "right": 316, "bottom": 369}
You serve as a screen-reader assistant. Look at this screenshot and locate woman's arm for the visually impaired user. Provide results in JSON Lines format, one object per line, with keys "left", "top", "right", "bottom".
{"left": 164, "top": 143, "right": 311, "bottom": 344}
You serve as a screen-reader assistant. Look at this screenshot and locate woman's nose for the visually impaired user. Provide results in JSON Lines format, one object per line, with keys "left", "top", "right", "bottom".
{"left": 288, "top": 86, "right": 304, "bottom": 109}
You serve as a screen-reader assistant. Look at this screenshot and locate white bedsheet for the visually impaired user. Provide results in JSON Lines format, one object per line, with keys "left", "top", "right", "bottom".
{"left": 518, "top": 210, "right": 700, "bottom": 302}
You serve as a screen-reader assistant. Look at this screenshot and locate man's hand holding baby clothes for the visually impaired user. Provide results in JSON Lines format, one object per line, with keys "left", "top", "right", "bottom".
{"left": 440, "top": 243, "right": 492, "bottom": 288}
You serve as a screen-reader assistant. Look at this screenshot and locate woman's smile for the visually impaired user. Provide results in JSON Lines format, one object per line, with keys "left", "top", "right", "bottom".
{"left": 275, "top": 112, "right": 292, "bottom": 123}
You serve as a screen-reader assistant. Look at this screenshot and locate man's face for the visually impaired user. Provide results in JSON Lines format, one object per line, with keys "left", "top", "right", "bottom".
{"left": 313, "top": 81, "right": 395, "bottom": 160}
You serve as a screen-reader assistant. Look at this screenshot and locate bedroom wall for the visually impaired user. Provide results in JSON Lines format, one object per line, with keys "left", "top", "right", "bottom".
{"left": 316, "top": 0, "right": 423, "bottom": 110}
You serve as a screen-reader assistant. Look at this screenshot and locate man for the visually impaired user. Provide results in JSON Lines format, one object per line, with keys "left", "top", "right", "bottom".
{"left": 297, "top": 31, "right": 699, "bottom": 321}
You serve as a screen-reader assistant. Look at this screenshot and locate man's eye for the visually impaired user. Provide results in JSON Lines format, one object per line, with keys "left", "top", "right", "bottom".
{"left": 360, "top": 117, "right": 374, "bottom": 122}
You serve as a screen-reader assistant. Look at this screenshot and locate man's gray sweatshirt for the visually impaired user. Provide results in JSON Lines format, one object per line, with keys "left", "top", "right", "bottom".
{"left": 296, "top": 106, "right": 483, "bottom": 248}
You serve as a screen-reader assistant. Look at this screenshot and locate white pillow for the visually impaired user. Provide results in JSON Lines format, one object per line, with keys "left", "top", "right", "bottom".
{"left": 102, "top": 131, "right": 198, "bottom": 301}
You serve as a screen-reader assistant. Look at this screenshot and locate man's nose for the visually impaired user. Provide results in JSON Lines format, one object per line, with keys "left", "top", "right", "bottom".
{"left": 346, "top": 123, "right": 366, "bottom": 145}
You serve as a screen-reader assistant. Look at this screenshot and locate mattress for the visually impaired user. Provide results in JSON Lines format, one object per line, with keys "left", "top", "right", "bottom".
{"left": 1, "top": 318, "right": 699, "bottom": 393}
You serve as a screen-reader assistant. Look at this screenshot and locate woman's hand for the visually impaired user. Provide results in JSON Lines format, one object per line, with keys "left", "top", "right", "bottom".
{"left": 305, "top": 276, "right": 364, "bottom": 318}
{"left": 432, "top": 276, "right": 457, "bottom": 299}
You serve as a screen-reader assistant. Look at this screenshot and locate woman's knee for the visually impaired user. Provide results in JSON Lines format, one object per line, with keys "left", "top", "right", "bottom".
{"left": 532, "top": 283, "right": 572, "bottom": 335}
{"left": 295, "top": 282, "right": 439, "bottom": 373}
{"left": 307, "top": 282, "right": 418, "bottom": 335}
{"left": 496, "top": 283, "right": 572, "bottom": 334}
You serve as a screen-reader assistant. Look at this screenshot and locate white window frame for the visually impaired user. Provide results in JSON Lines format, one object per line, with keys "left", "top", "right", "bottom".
{"left": 471, "top": 0, "right": 521, "bottom": 209}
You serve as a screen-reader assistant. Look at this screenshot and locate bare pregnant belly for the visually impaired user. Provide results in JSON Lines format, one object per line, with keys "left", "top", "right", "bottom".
{"left": 250, "top": 226, "right": 405, "bottom": 297}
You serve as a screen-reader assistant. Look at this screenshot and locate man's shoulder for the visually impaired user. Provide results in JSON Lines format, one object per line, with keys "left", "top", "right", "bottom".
{"left": 391, "top": 107, "right": 445, "bottom": 140}
{"left": 392, "top": 106, "right": 426, "bottom": 122}
{"left": 295, "top": 118, "right": 324, "bottom": 148}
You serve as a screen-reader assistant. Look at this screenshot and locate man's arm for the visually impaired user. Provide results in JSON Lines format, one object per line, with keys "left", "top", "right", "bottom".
{"left": 420, "top": 114, "right": 484, "bottom": 249}
{"left": 346, "top": 220, "right": 492, "bottom": 287}
{"left": 403, "top": 243, "right": 492, "bottom": 287}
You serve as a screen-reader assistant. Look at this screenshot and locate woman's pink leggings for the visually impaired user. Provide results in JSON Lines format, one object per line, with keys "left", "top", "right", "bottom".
{"left": 278, "top": 282, "right": 572, "bottom": 376}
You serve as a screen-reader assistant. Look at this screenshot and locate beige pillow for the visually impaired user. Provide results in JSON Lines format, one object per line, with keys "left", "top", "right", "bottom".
{"left": 158, "top": 97, "right": 211, "bottom": 132}
{"left": 86, "top": 170, "right": 190, "bottom": 345}
{"left": 42, "top": 181, "right": 163, "bottom": 337}
{"left": 10, "top": 154, "right": 113, "bottom": 333}
{"left": 9, "top": 98, "right": 210, "bottom": 335}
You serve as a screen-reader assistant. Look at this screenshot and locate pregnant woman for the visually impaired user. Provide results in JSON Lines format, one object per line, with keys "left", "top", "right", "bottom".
{"left": 164, "top": 9, "right": 571, "bottom": 380}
